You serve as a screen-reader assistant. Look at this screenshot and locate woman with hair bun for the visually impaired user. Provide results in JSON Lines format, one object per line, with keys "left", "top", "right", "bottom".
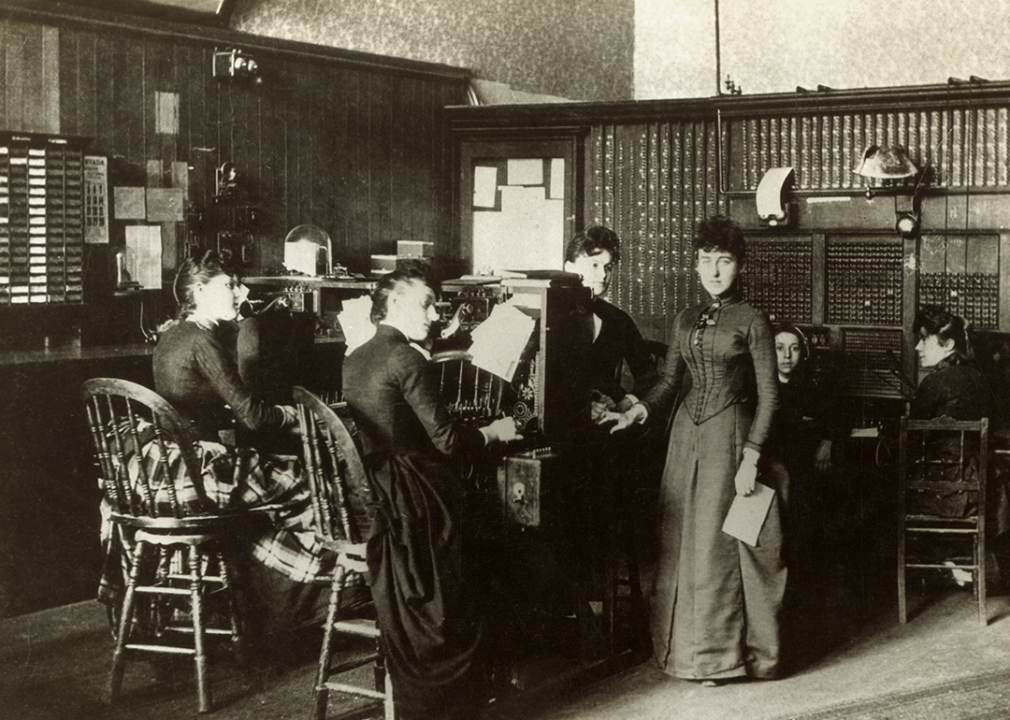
{"left": 143, "top": 249, "right": 331, "bottom": 639}
{"left": 906, "top": 305, "right": 994, "bottom": 527}
{"left": 342, "top": 266, "right": 520, "bottom": 720}
{"left": 910, "top": 305, "right": 989, "bottom": 422}
{"left": 610, "top": 216, "right": 783, "bottom": 684}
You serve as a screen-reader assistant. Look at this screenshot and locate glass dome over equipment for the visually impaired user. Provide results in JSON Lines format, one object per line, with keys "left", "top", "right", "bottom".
{"left": 283, "top": 224, "right": 332, "bottom": 276}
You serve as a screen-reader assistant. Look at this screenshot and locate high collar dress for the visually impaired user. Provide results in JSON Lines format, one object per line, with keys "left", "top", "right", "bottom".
{"left": 640, "top": 291, "right": 783, "bottom": 680}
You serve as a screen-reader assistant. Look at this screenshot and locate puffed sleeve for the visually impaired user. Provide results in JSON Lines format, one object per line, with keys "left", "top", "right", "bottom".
{"left": 393, "top": 345, "right": 485, "bottom": 457}
{"left": 744, "top": 308, "right": 779, "bottom": 452}
{"left": 640, "top": 308, "right": 689, "bottom": 419}
{"left": 192, "top": 329, "right": 291, "bottom": 433}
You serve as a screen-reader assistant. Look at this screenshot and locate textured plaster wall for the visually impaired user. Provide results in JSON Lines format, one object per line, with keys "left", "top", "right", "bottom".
{"left": 636, "top": 0, "right": 1010, "bottom": 99}
{"left": 230, "top": 0, "right": 635, "bottom": 102}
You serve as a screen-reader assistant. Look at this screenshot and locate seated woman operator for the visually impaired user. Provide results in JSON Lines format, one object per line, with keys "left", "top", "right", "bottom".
{"left": 905, "top": 305, "right": 1005, "bottom": 584}
{"left": 909, "top": 305, "right": 990, "bottom": 425}
{"left": 150, "top": 249, "right": 333, "bottom": 640}
{"left": 342, "top": 267, "right": 520, "bottom": 720}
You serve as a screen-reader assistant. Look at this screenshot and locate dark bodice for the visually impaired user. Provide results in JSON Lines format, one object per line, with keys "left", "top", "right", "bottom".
{"left": 590, "top": 298, "right": 660, "bottom": 404}
{"left": 342, "top": 324, "right": 484, "bottom": 461}
{"left": 642, "top": 293, "right": 778, "bottom": 453}
{"left": 153, "top": 319, "right": 287, "bottom": 442}
{"left": 767, "top": 366, "right": 843, "bottom": 456}
{"left": 910, "top": 356, "right": 991, "bottom": 421}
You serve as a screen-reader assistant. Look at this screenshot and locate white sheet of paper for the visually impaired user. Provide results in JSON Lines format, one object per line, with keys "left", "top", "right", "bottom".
{"left": 337, "top": 295, "right": 377, "bottom": 355}
{"left": 468, "top": 303, "right": 536, "bottom": 382}
{"left": 124, "top": 225, "right": 162, "bottom": 289}
{"left": 549, "top": 158, "right": 565, "bottom": 199}
{"left": 507, "top": 158, "right": 543, "bottom": 186}
{"left": 722, "top": 481, "right": 775, "bottom": 547}
{"left": 472, "top": 210, "right": 510, "bottom": 274}
{"left": 500, "top": 184, "right": 544, "bottom": 212}
{"left": 284, "top": 239, "right": 319, "bottom": 276}
{"left": 473, "top": 165, "right": 498, "bottom": 208}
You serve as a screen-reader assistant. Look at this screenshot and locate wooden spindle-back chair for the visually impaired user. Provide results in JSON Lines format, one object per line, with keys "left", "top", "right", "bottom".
{"left": 293, "top": 386, "right": 392, "bottom": 720}
{"left": 82, "top": 378, "right": 266, "bottom": 713}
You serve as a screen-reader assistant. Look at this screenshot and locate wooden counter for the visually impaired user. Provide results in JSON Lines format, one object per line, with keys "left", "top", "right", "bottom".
{"left": 0, "top": 345, "right": 157, "bottom": 619}
{"left": 0, "top": 343, "right": 154, "bottom": 367}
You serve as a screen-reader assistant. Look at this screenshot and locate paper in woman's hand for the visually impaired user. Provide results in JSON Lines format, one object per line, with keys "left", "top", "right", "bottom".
{"left": 722, "top": 481, "right": 775, "bottom": 547}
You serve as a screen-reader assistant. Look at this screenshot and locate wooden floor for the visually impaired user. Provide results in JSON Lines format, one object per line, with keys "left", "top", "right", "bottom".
{"left": 4, "top": 554, "right": 1010, "bottom": 720}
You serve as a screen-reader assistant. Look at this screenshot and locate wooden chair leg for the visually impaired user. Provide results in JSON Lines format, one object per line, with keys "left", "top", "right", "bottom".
{"left": 897, "top": 529, "right": 907, "bottom": 624}
{"left": 382, "top": 665, "right": 395, "bottom": 720}
{"left": 373, "top": 636, "right": 387, "bottom": 695}
{"left": 216, "top": 549, "right": 245, "bottom": 667}
{"left": 188, "top": 547, "right": 211, "bottom": 713}
{"left": 977, "top": 536, "right": 987, "bottom": 627}
{"left": 109, "top": 540, "right": 148, "bottom": 704}
{"left": 313, "top": 566, "right": 346, "bottom": 720}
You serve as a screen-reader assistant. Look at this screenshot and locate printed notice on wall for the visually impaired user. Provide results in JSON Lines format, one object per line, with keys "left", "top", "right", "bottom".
{"left": 84, "top": 156, "right": 109, "bottom": 244}
{"left": 125, "top": 225, "right": 163, "bottom": 289}
{"left": 473, "top": 166, "right": 498, "bottom": 208}
{"left": 507, "top": 158, "right": 543, "bottom": 186}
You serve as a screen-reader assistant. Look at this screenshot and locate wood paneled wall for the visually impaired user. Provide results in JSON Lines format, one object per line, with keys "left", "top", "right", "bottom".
{"left": 586, "top": 120, "right": 721, "bottom": 341}
{"left": 450, "top": 85, "right": 1010, "bottom": 351}
{"left": 0, "top": 21, "right": 60, "bottom": 133}
{"left": 1, "top": 6, "right": 467, "bottom": 284}
{"left": 730, "top": 106, "right": 1010, "bottom": 192}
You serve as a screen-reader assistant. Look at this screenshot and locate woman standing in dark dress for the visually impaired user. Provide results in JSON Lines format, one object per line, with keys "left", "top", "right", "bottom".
{"left": 342, "top": 268, "right": 519, "bottom": 720}
{"left": 610, "top": 216, "right": 782, "bottom": 683}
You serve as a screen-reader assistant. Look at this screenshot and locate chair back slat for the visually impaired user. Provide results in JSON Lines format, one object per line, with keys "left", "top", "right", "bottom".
{"left": 323, "top": 427, "right": 354, "bottom": 541}
{"left": 85, "top": 396, "right": 127, "bottom": 513}
{"left": 294, "top": 386, "right": 371, "bottom": 547}
{"left": 898, "top": 415, "right": 990, "bottom": 625}
{"left": 125, "top": 396, "right": 159, "bottom": 517}
{"left": 903, "top": 417, "right": 988, "bottom": 495}
{"left": 433, "top": 350, "right": 506, "bottom": 422}
{"left": 301, "top": 406, "right": 336, "bottom": 538}
{"left": 82, "top": 378, "right": 209, "bottom": 520}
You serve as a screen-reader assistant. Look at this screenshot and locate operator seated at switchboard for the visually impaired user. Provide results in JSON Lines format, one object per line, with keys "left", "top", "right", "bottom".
{"left": 903, "top": 305, "right": 1010, "bottom": 588}
{"left": 143, "top": 249, "right": 334, "bottom": 646}
{"left": 563, "top": 226, "right": 659, "bottom": 423}
{"left": 342, "top": 266, "right": 520, "bottom": 720}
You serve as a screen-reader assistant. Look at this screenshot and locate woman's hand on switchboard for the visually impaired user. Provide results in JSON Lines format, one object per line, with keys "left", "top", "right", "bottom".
{"left": 480, "top": 416, "right": 523, "bottom": 445}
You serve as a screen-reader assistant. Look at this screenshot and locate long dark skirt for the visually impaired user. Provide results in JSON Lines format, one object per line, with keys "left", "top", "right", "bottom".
{"left": 652, "top": 404, "right": 786, "bottom": 680}
{"left": 365, "top": 453, "right": 488, "bottom": 720}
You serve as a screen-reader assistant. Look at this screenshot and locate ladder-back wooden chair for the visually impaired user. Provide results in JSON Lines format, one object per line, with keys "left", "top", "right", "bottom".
{"left": 898, "top": 416, "right": 989, "bottom": 626}
{"left": 82, "top": 378, "right": 266, "bottom": 713}
{"left": 293, "top": 386, "right": 393, "bottom": 720}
